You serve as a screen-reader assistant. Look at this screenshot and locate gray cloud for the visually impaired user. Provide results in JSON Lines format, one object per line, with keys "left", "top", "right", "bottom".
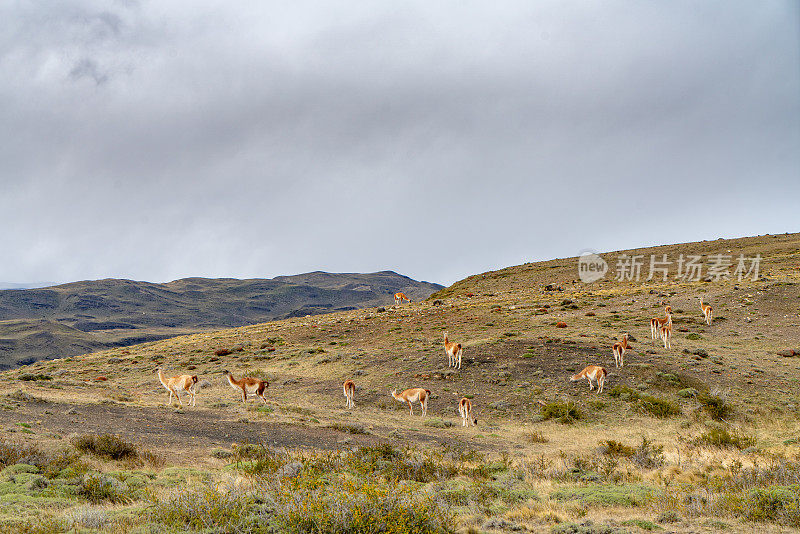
{"left": 1, "top": 1, "right": 798, "bottom": 286}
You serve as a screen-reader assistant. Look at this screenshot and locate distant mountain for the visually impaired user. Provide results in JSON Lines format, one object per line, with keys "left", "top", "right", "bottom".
{"left": 0, "top": 282, "right": 57, "bottom": 290}
{"left": 0, "top": 271, "right": 442, "bottom": 369}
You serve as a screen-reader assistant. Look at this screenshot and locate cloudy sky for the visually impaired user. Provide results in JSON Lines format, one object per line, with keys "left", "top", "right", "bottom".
{"left": 1, "top": 1, "right": 798, "bottom": 287}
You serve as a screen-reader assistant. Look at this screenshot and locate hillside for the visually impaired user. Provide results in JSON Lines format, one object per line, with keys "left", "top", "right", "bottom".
{"left": 0, "top": 271, "right": 442, "bottom": 369}
{"left": 0, "top": 233, "right": 799, "bottom": 533}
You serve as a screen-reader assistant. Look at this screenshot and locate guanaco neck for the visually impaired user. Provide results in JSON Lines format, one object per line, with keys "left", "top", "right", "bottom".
{"left": 157, "top": 368, "right": 169, "bottom": 387}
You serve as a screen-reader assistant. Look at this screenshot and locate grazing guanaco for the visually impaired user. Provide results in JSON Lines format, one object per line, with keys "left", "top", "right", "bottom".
{"left": 650, "top": 306, "right": 672, "bottom": 340}
{"left": 343, "top": 379, "right": 355, "bottom": 409}
{"left": 391, "top": 388, "right": 430, "bottom": 416}
{"left": 612, "top": 333, "right": 632, "bottom": 368}
{"left": 458, "top": 397, "right": 477, "bottom": 427}
{"left": 394, "top": 292, "right": 411, "bottom": 305}
{"left": 443, "top": 332, "right": 463, "bottom": 370}
{"left": 223, "top": 370, "right": 268, "bottom": 404}
{"left": 570, "top": 365, "right": 607, "bottom": 394}
{"left": 700, "top": 297, "right": 713, "bottom": 325}
{"left": 157, "top": 368, "right": 198, "bottom": 407}
{"left": 660, "top": 316, "right": 673, "bottom": 349}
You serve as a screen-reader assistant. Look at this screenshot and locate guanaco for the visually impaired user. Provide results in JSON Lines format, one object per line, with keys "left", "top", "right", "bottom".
{"left": 660, "top": 316, "right": 673, "bottom": 349}
{"left": 223, "top": 370, "right": 268, "bottom": 404}
{"left": 343, "top": 379, "right": 355, "bottom": 409}
{"left": 458, "top": 397, "right": 477, "bottom": 427}
{"left": 157, "top": 368, "right": 198, "bottom": 407}
{"left": 443, "top": 332, "right": 463, "bottom": 370}
{"left": 612, "top": 333, "right": 632, "bottom": 368}
{"left": 650, "top": 306, "right": 672, "bottom": 340}
{"left": 700, "top": 297, "right": 713, "bottom": 325}
{"left": 391, "top": 388, "right": 430, "bottom": 416}
{"left": 394, "top": 292, "right": 411, "bottom": 305}
{"left": 570, "top": 365, "right": 607, "bottom": 394}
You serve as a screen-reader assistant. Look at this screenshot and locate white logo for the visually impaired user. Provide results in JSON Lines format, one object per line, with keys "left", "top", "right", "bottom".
{"left": 578, "top": 250, "right": 608, "bottom": 283}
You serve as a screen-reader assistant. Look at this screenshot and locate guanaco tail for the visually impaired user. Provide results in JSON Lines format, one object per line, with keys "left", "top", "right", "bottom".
{"left": 458, "top": 397, "right": 477, "bottom": 427}
{"left": 650, "top": 306, "right": 672, "bottom": 340}
{"left": 570, "top": 365, "right": 607, "bottom": 394}
{"left": 394, "top": 292, "right": 411, "bottom": 305}
{"left": 391, "top": 388, "right": 430, "bottom": 416}
{"left": 612, "top": 333, "right": 632, "bottom": 368}
{"left": 443, "top": 332, "right": 463, "bottom": 370}
{"left": 157, "top": 368, "right": 198, "bottom": 407}
{"left": 343, "top": 379, "right": 355, "bottom": 409}
{"left": 223, "top": 370, "right": 268, "bottom": 404}
{"left": 700, "top": 298, "right": 713, "bottom": 326}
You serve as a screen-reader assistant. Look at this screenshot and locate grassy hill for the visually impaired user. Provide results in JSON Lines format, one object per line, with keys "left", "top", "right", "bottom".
{"left": 0, "top": 271, "right": 442, "bottom": 369}
{"left": 0, "top": 233, "right": 799, "bottom": 533}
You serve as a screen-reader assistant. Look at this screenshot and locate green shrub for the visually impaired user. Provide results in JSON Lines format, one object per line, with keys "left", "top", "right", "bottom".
{"left": 77, "top": 473, "right": 134, "bottom": 504}
{"left": 149, "top": 481, "right": 265, "bottom": 532}
{"left": 18, "top": 374, "right": 52, "bottom": 381}
{"left": 542, "top": 402, "right": 581, "bottom": 424}
{"left": 631, "top": 437, "right": 665, "bottom": 469}
{"left": 697, "top": 392, "right": 731, "bottom": 420}
{"left": 694, "top": 428, "right": 756, "bottom": 449}
{"left": 739, "top": 485, "right": 800, "bottom": 526}
{"left": 72, "top": 434, "right": 138, "bottom": 461}
{"left": 635, "top": 395, "right": 681, "bottom": 418}
{"left": 599, "top": 440, "right": 635, "bottom": 457}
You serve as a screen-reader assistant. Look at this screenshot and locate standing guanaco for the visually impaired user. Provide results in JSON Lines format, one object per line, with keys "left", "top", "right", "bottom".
{"left": 391, "top": 388, "right": 430, "bottom": 416}
{"left": 700, "top": 298, "right": 713, "bottom": 325}
{"left": 650, "top": 306, "right": 672, "bottom": 340}
{"left": 660, "top": 316, "right": 673, "bottom": 349}
{"left": 458, "top": 397, "right": 477, "bottom": 427}
{"left": 394, "top": 292, "right": 411, "bottom": 305}
{"left": 612, "top": 333, "right": 632, "bottom": 368}
{"left": 343, "top": 379, "right": 355, "bottom": 409}
{"left": 570, "top": 365, "right": 607, "bottom": 394}
{"left": 223, "top": 370, "right": 268, "bottom": 404}
{"left": 443, "top": 332, "right": 463, "bottom": 370}
{"left": 157, "top": 368, "right": 198, "bottom": 407}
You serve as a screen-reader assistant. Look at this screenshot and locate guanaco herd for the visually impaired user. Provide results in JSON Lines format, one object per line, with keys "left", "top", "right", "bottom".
{"left": 157, "top": 294, "right": 714, "bottom": 427}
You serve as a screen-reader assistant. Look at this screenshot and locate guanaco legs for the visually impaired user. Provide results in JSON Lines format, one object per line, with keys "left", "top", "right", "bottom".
{"left": 650, "top": 306, "right": 672, "bottom": 340}
{"left": 443, "top": 332, "right": 463, "bottom": 370}
{"left": 458, "top": 397, "right": 477, "bottom": 427}
{"left": 700, "top": 298, "right": 713, "bottom": 325}
{"left": 570, "top": 365, "right": 607, "bottom": 394}
{"left": 343, "top": 379, "right": 355, "bottom": 409}
{"left": 157, "top": 368, "right": 198, "bottom": 407}
{"left": 612, "top": 333, "right": 632, "bottom": 368}
{"left": 391, "top": 388, "right": 430, "bottom": 416}
{"left": 394, "top": 292, "right": 411, "bottom": 305}
{"left": 223, "top": 370, "right": 268, "bottom": 404}
{"left": 660, "top": 316, "right": 673, "bottom": 349}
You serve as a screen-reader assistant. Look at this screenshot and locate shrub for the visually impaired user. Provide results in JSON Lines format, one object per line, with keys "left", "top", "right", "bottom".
{"left": 739, "top": 485, "right": 800, "bottom": 526}
{"left": 542, "top": 402, "right": 581, "bottom": 424}
{"left": 0, "top": 438, "right": 41, "bottom": 468}
{"left": 694, "top": 428, "right": 756, "bottom": 449}
{"left": 278, "top": 476, "right": 454, "bottom": 533}
{"left": 66, "top": 505, "right": 110, "bottom": 529}
{"left": 631, "top": 437, "right": 665, "bottom": 469}
{"left": 635, "top": 395, "right": 681, "bottom": 418}
{"left": 77, "top": 473, "right": 134, "bottom": 504}
{"left": 697, "top": 392, "right": 731, "bottom": 420}
{"left": 18, "top": 374, "right": 52, "bottom": 381}
{"left": 328, "top": 423, "right": 370, "bottom": 434}
{"left": 599, "top": 440, "right": 635, "bottom": 457}
{"left": 550, "top": 483, "right": 658, "bottom": 507}
{"left": 149, "top": 480, "right": 266, "bottom": 532}
{"left": 72, "top": 434, "right": 138, "bottom": 461}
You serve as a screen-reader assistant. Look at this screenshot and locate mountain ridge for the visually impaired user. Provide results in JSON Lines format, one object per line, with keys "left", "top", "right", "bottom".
{"left": 0, "top": 271, "right": 442, "bottom": 369}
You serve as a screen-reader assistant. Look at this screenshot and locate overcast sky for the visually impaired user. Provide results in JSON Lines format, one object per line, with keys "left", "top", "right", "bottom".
{"left": 1, "top": 1, "right": 798, "bottom": 287}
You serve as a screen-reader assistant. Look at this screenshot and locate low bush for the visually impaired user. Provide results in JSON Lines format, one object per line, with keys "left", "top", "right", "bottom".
{"left": 697, "top": 392, "right": 731, "bottom": 420}
{"left": 72, "top": 434, "right": 138, "bottom": 461}
{"left": 694, "top": 428, "right": 756, "bottom": 449}
{"left": 77, "top": 473, "right": 134, "bottom": 504}
{"left": 541, "top": 402, "right": 581, "bottom": 424}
